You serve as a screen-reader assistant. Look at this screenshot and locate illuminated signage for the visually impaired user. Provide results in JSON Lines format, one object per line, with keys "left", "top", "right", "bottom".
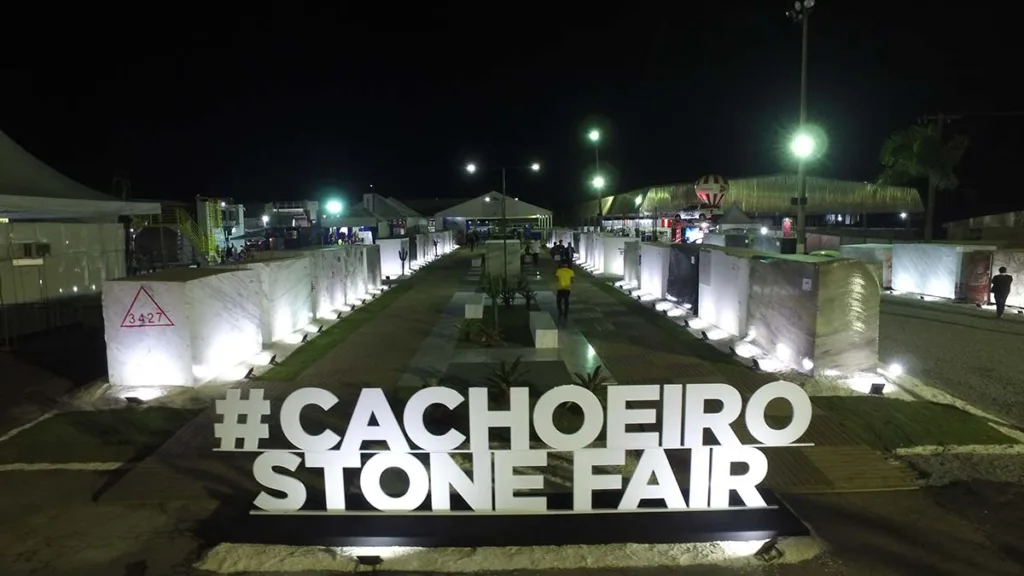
{"left": 216, "top": 381, "right": 812, "bottom": 515}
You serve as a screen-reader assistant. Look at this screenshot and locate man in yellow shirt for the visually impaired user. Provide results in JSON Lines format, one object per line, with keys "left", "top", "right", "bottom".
{"left": 555, "top": 261, "right": 575, "bottom": 319}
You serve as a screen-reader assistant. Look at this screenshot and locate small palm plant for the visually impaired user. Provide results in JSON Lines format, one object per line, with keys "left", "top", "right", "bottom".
{"left": 499, "top": 275, "right": 517, "bottom": 307}
{"left": 573, "top": 365, "right": 609, "bottom": 403}
{"left": 399, "top": 247, "right": 409, "bottom": 275}
{"left": 477, "top": 324, "right": 503, "bottom": 347}
{"left": 516, "top": 276, "right": 537, "bottom": 309}
{"left": 456, "top": 319, "right": 479, "bottom": 342}
{"left": 487, "top": 356, "right": 530, "bottom": 403}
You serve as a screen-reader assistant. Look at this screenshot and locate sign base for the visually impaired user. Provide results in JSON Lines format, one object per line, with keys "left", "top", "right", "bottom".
{"left": 212, "top": 490, "right": 808, "bottom": 548}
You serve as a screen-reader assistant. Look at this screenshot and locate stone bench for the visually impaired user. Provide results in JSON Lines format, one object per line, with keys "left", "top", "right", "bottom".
{"left": 465, "top": 294, "right": 485, "bottom": 319}
{"left": 529, "top": 311, "right": 558, "bottom": 348}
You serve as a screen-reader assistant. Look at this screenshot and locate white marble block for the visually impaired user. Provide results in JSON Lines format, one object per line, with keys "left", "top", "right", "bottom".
{"left": 892, "top": 243, "right": 996, "bottom": 300}
{"left": 465, "top": 294, "right": 485, "bottom": 319}
{"left": 529, "top": 311, "right": 558, "bottom": 348}
{"left": 639, "top": 243, "right": 670, "bottom": 299}
{"left": 226, "top": 257, "right": 313, "bottom": 343}
{"left": 602, "top": 237, "right": 629, "bottom": 276}
{"left": 839, "top": 244, "right": 893, "bottom": 288}
{"left": 623, "top": 240, "right": 641, "bottom": 287}
{"left": 415, "top": 233, "right": 431, "bottom": 263}
{"left": 379, "top": 238, "right": 410, "bottom": 278}
{"left": 993, "top": 250, "right": 1024, "bottom": 308}
{"left": 484, "top": 240, "right": 520, "bottom": 277}
{"left": 471, "top": 257, "right": 482, "bottom": 269}
{"left": 103, "top": 268, "right": 263, "bottom": 387}
{"left": 697, "top": 247, "right": 751, "bottom": 338}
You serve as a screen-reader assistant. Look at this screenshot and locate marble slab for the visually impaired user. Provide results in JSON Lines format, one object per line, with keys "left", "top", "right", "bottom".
{"left": 529, "top": 311, "right": 559, "bottom": 348}
{"left": 357, "top": 244, "right": 383, "bottom": 290}
{"left": 839, "top": 244, "right": 892, "bottom": 288}
{"left": 225, "top": 257, "right": 313, "bottom": 343}
{"left": 378, "top": 238, "right": 410, "bottom": 278}
{"left": 993, "top": 250, "right": 1024, "bottom": 308}
{"left": 307, "top": 248, "right": 347, "bottom": 318}
{"left": 601, "top": 236, "right": 629, "bottom": 276}
{"left": 623, "top": 240, "right": 641, "bottom": 287}
{"left": 484, "top": 240, "right": 521, "bottom": 278}
{"left": 747, "top": 256, "right": 879, "bottom": 375}
{"left": 103, "top": 268, "right": 263, "bottom": 387}
{"left": 892, "top": 243, "right": 996, "bottom": 300}
{"left": 339, "top": 245, "right": 369, "bottom": 305}
{"left": 667, "top": 244, "right": 701, "bottom": 310}
{"left": 415, "top": 233, "right": 432, "bottom": 262}
{"left": 697, "top": 247, "right": 750, "bottom": 338}
{"left": 639, "top": 243, "right": 670, "bottom": 300}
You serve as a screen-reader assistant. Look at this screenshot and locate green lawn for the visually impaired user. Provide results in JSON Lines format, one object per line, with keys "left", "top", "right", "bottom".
{"left": 585, "top": 277, "right": 735, "bottom": 364}
{"left": 814, "top": 396, "right": 1018, "bottom": 452}
{"left": 259, "top": 282, "right": 413, "bottom": 380}
{"left": 457, "top": 305, "right": 536, "bottom": 348}
{"left": 0, "top": 408, "right": 200, "bottom": 464}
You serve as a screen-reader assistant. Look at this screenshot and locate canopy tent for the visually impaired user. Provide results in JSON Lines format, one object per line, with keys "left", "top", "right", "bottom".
{"left": 0, "top": 131, "right": 160, "bottom": 220}
{"left": 322, "top": 204, "right": 386, "bottom": 229}
{"left": 717, "top": 202, "right": 758, "bottom": 229}
{"left": 435, "top": 192, "right": 553, "bottom": 228}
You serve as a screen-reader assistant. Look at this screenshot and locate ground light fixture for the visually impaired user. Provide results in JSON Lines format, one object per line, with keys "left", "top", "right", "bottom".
{"left": 888, "top": 363, "right": 903, "bottom": 376}
{"left": 268, "top": 354, "right": 278, "bottom": 366}
{"left": 754, "top": 538, "right": 784, "bottom": 563}
{"left": 301, "top": 333, "right": 310, "bottom": 343}
{"left": 243, "top": 367, "right": 256, "bottom": 380}
{"left": 356, "top": 555, "right": 383, "bottom": 567}
{"left": 317, "top": 325, "right": 325, "bottom": 333}
{"left": 868, "top": 383, "right": 886, "bottom": 396}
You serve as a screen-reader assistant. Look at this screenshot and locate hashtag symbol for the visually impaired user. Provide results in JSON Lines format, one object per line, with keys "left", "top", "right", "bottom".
{"left": 214, "top": 389, "right": 271, "bottom": 450}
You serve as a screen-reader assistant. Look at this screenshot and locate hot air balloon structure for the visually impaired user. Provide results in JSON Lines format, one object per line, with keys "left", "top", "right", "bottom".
{"left": 675, "top": 174, "right": 729, "bottom": 221}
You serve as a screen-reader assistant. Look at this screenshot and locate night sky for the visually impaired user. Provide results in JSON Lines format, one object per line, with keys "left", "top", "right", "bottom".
{"left": 2, "top": 2, "right": 1020, "bottom": 219}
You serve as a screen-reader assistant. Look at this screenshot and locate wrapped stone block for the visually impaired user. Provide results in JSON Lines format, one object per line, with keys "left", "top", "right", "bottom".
{"left": 747, "top": 255, "right": 880, "bottom": 375}
{"left": 601, "top": 237, "right": 629, "bottom": 276}
{"left": 623, "top": 240, "right": 640, "bottom": 287}
{"left": 358, "top": 244, "right": 383, "bottom": 290}
{"left": 892, "top": 243, "right": 996, "bottom": 300}
{"left": 667, "top": 244, "right": 701, "bottom": 310}
{"left": 103, "top": 268, "right": 262, "bottom": 387}
{"left": 225, "top": 257, "right": 313, "bottom": 343}
{"left": 697, "top": 247, "right": 751, "bottom": 338}
{"left": 639, "top": 243, "right": 670, "bottom": 300}
{"left": 839, "top": 244, "right": 893, "bottom": 288}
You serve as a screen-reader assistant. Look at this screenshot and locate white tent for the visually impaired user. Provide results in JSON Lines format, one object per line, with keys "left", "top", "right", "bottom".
{"left": 0, "top": 131, "right": 159, "bottom": 220}
{"left": 435, "top": 192, "right": 552, "bottom": 228}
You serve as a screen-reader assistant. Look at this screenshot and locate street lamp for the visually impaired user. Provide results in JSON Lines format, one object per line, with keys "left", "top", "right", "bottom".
{"left": 788, "top": 0, "right": 816, "bottom": 253}
{"left": 261, "top": 214, "right": 269, "bottom": 226}
{"left": 592, "top": 175, "right": 606, "bottom": 190}
{"left": 326, "top": 200, "right": 343, "bottom": 215}
{"left": 587, "top": 128, "right": 603, "bottom": 230}
{"left": 465, "top": 160, "right": 542, "bottom": 276}
{"left": 790, "top": 133, "right": 816, "bottom": 159}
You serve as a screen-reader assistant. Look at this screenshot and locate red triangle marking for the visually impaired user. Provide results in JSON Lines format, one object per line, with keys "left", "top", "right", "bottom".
{"left": 120, "top": 286, "right": 175, "bottom": 328}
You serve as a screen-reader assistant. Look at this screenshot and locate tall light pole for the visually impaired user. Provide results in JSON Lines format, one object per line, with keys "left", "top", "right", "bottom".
{"left": 588, "top": 129, "right": 602, "bottom": 230}
{"left": 466, "top": 161, "right": 541, "bottom": 276}
{"left": 788, "top": 0, "right": 815, "bottom": 253}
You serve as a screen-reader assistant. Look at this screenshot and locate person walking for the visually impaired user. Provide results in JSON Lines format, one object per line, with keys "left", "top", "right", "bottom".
{"left": 991, "top": 266, "right": 1014, "bottom": 318}
{"left": 555, "top": 260, "right": 574, "bottom": 320}
{"left": 529, "top": 238, "right": 540, "bottom": 266}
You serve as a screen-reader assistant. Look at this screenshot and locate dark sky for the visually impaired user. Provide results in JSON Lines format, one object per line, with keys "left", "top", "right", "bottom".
{"left": 2, "top": 2, "right": 1020, "bottom": 218}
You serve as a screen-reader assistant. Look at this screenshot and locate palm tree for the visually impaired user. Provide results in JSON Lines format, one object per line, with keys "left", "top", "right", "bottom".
{"left": 879, "top": 123, "right": 969, "bottom": 241}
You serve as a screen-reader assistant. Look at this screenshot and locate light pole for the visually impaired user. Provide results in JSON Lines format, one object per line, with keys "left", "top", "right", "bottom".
{"left": 588, "top": 129, "right": 602, "bottom": 229}
{"left": 466, "top": 161, "right": 541, "bottom": 276}
{"left": 788, "top": 0, "right": 815, "bottom": 253}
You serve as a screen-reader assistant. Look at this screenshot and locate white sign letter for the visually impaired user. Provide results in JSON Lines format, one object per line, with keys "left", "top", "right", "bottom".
{"left": 688, "top": 447, "right": 711, "bottom": 509}
{"left": 493, "top": 450, "right": 547, "bottom": 511}
{"left": 404, "top": 386, "right": 467, "bottom": 451}
{"left": 709, "top": 446, "right": 769, "bottom": 508}
{"left": 280, "top": 388, "right": 341, "bottom": 452}
{"left": 683, "top": 384, "right": 742, "bottom": 447}
{"left": 606, "top": 384, "right": 660, "bottom": 449}
{"left": 660, "top": 384, "right": 684, "bottom": 448}
{"left": 360, "top": 452, "right": 430, "bottom": 511}
{"left": 533, "top": 385, "right": 604, "bottom": 450}
{"left": 253, "top": 452, "right": 306, "bottom": 512}
{"left": 429, "top": 452, "right": 493, "bottom": 511}
{"left": 744, "top": 380, "right": 812, "bottom": 446}
{"left": 339, "top": 388, "right": 410, "bottom": 453}
{"left": 305, "top": 451, "right": 358, "bottom": 510}
{"left": 469, "top": 387, "right": 530, "bottom": 450}
{"left": 573, "top": 449, "right": 624, "bottom": 511}
{"left": 619, "top": 448, "right": 686, "bottom": 510}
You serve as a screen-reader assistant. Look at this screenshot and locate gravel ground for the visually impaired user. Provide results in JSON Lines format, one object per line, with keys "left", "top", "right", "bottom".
{"left": 879, "top": 297, "right": 1024, "bottom": 427}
